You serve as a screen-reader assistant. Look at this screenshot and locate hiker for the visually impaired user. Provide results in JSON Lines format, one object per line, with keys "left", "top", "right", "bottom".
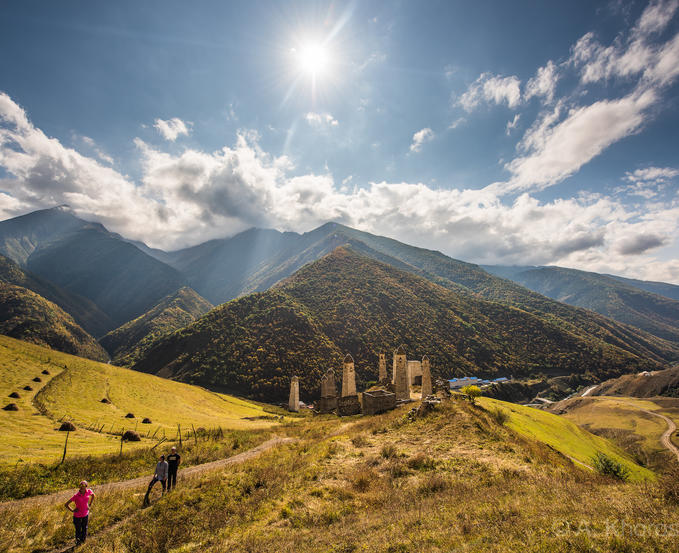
{"left": 167, "top": 446, "right": 181, "bottom": 491}
{"left": 64, "top": 480, "right": 95, "bottom": 546}
{"left": 143, "top": 454, "right": 168, "bottom": 506}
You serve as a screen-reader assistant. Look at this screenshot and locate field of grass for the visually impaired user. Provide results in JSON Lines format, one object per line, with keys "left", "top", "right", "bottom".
{"left": 549, "top": 395, "right": 679, "bottom": 468}
{"left": 3, "top": 398, "right": 676, "bottom": 553}
{"left": 478, "top": 397, "right": 655, "bottom": 481}
{"left": 0, "top": 335, "right": 284, "bottom": 465}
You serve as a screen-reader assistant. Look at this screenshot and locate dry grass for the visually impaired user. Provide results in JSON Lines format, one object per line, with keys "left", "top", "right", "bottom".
{"left": 4, "top": 399, "right": 678, "bottom": 553}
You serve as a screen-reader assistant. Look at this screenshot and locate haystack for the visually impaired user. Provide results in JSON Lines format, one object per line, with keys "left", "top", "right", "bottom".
{"left": 141, "top": 417, "right": 152, "bottom": 424}
{"left": 8, "top": 392, "right": 19, "bottom": 399}
{"left": 100, "top": 398, "right": 111, "bottom": 404}
{"left": 3, "top": 403, "right": 18, "bottom": 411}
{"left": 32, "top": 377, "right": 42, "bottom": 383}
{"left": 59, "top": 421, "right": 76, "bottom": 431}
{"left": 122, "top": 430, "right": 141, "bottom": 441}
{"left": 23, "top": 385, "right": 33, "bottom": 391}
{"left": 125, "top": 412, "right": 135, "bottom": 418}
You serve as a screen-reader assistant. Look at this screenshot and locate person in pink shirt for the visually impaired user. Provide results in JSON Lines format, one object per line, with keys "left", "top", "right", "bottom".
{"left": 64, "top": 480, "right": 95, "bottom": 545}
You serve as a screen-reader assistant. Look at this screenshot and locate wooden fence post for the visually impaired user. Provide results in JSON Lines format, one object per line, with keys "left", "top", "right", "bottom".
{"left": 191, "top": 424, "right": 198, "bottom": 446}
{"left": 60, "top": 430, "right": 70, "bottom": 464}
{"left": 119, "top": 431, "right": 124, "bottom": 456}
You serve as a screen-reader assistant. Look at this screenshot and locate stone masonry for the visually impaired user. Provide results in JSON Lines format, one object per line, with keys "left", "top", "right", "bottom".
{"left": 421, "top": 355, "right": 432, "bottom": 398}
{"left": 288, "top": 376, "right": 300, "bottom": 412}
{"left": 378, "top": 353, "right": 387, "bottom": 382}
{"left": 338, "top": 353, "right": 361, "bottom": 416}
{"left": 318, "top": 369, "right": 338, "bottom": 413}
{"left": 393, "top": 345, "right": 410, "bottom": 401}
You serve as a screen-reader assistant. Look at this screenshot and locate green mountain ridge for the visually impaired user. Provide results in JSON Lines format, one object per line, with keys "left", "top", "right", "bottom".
{"left": 133, "top": 247, "right": 665, "bottom": 401}
{"left": 483, "top": 264, "right": 679, "bottom": 344}
{"left": 0, "top": 282, "right": 108, "bottom": 361}
{"left": 99, "top": 286, "right": 213, "bottom": 366}
{"left": 0, "top": 254, "right": 114, "bottom": 337}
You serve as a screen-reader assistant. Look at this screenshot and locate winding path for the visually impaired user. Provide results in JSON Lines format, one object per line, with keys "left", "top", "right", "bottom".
{"left": 620, "top": 402, "right": 679, "bottom": 462}
{"left": 0, "top": 436, "right": 297, "bottom": 510}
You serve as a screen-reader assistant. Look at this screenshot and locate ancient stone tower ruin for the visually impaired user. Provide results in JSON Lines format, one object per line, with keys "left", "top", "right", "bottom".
{"left": 421, "top": 355, "right": 432, "bottom": 398}
{"left": 288, "top": 376, "right": 300, "bottom": 412}
{"left": 338, "top": 354, "right": 361, "bottom": 416}
{"left": 342, "top": 354, "right": 356, "bottom": 397}
{"left": 318, "top": 369, "right": 338, "bottom": 413}
{"left": 378, "top": 353, "right": 387, "bottom": 381}
{"left": 393, "top": 345, "right": 410, "bottom": 401}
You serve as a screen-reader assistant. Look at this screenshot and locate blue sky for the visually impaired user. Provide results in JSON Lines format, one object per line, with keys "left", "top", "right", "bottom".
{"left": 0, "top": 0, "right": 678, "bottom": 282}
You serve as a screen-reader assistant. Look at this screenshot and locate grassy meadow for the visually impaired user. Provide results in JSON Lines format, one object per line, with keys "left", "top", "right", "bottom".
{"left": 0, "top": 335, "right": 290, "bottom": 498}
{"left": 479, "top": 397, "right": 656, "bottom": 481}
{"left": 551, "top": 395, "right": 679, "bottom": 468}
{"left": 3, "top": 398, "right": 678, "bottom": 553}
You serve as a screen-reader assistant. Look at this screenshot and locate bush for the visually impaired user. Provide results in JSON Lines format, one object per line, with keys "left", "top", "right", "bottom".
{"left": 660, "top": 465, "right": 679, "bottom": 505}
{"left": 380, "top": 444, "right": 398, "bottom": 459}
{"left": 59, "top": 421, "right": 76, "bottom": 431}
{"left": 591, "top": 452, "right": 629, "bottom": 481}
{"left": 407, "top": 452, "right": 436, "bottom": 471}
{"left": 460, "top": 385, "right": 482, "bottom": 404}
{"left": 489, "top": 406, "right": 509, "bottom": 425}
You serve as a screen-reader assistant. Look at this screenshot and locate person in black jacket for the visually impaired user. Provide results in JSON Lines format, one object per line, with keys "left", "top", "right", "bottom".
{"left": 167, "top": 446, "right": 181, "bottom": 491}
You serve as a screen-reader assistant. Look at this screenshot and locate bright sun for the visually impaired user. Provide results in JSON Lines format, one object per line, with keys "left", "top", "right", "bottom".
{"left": 295, "top": 42, "right": 329, "bottom": 76}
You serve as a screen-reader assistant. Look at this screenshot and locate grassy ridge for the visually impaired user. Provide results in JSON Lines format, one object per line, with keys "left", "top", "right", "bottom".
{"left": 0, "top": 336, "right": 282, "bottom": 465}
{"left": 99, "top": 286, "right": 213, "bottom": 366}
{"left": 135, "top": 247, "right": 663, "bottom": 402}
{"left": 0, "top": 282, "right": 107, "bottom": 361}
{"left": 4, "top": 398, "right": 671, "bottom": 553}
{"left": 479, "top": 397, "right": 655, "bottom": 481}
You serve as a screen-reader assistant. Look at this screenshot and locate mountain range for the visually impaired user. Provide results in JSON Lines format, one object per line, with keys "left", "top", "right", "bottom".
{"left": 1, "top": 206, "right": 678, "bottom": 401}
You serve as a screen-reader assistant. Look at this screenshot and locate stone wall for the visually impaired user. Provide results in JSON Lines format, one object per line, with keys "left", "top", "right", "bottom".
{"left": 362, "top": 389, "right": 396, "bottom": 415}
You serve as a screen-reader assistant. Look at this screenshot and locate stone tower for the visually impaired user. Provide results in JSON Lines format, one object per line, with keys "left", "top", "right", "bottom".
{"left": 318, "top": 369, "right": 338, "bottom": 413}
{"left": 321, "top": 369, "right": 337, "bottom": 398}
{"left": 378, "top": 353, "right": 387, "bottom": 381}
{"left": 393, "top": 345, "right": 410, "bottom": 401}
{"left": 342, "top": 354, "right": 356, "bottom": 397}
{"left": 421, "top": 355, "right": 432, "bottom": 398}
{"left": 288, "top": 376, "right": 300, "bottom": 412}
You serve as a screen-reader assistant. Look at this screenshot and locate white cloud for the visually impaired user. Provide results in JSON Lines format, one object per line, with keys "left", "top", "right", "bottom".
{"left": 1, "top": 91, "right": 679, "bottom": 283}
{"left": 409, "top": 128, "right": 435, "bottom": 153}
{"left": 496, "top": 88, "right": 656, "bottom": 194}
{"left": 490, "top": 1, "right": 679, "bottom": 196}
{"left": 304, "top": 112, "right": 339, "bottom": 127}
{"left": 505, "top": 114, "right": 521, "bottom": 136}
{"left": 448, "top": 117, "right": 465, "bottom": 130}
{"left": 81, "top": 136, "right": 114, "bottom": 165}
{"left": 625, "top": 166, "right": 679, "bottom": 184}
{"left": 153, "top": 117, "right": 191, "bottom": 141}
{"left": 525, "top": 61, "right": 558, "bottom": 103}
{"left": 458, "top": 73, "right": 521, "bottom": 112}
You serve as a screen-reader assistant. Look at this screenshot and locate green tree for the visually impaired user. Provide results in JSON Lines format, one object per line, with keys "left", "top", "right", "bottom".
{"left": 460, "top": 385, "right": 482, "bottom": 404}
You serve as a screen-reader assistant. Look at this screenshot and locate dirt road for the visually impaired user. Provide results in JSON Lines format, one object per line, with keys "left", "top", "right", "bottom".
{"left": 1, "top": 436, "right": 297, "bottom": 510}
{"left": 621, "top": 402, "right": 679, "bottom": 462}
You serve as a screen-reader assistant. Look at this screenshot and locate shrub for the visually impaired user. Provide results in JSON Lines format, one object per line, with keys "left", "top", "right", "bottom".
{"left": 407, "top": 452, "right": 436, "bottom": 471}
{"left": 380, "top": 444, "right": 398, "bottom": 459}
{"left": 591, "top": 452, "right": 629, "bottom": 481}
{"left": 59, "top": 421, "right": 76, "bottom": 431}
{"left": 489, "top": 406, "right": 509, "bottom": 425}
{"left": 418, "top": 474, "right": 449, "bottom": 495}
{"left": 351, "top": 434, "right": 368, "bottom": 448}
{"left": 460, "top": 385, "right": 482, "bottom": 404}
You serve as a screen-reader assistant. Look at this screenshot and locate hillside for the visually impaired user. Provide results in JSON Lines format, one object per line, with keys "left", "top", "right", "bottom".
{"left": 0, "top": 205, "right": 89, "bottom": 265}
{"left": 134, "top": 247, "right": 664, "bottom": 401}
{"left": 0, "top": 335, "right": 282, "bottom": 465}
{"left": 11, "top": 394, "right": 675, "bottom": 553}
{"left": 0, "top": 254, "right": 113, "bottom": 337}
{"left": 26, "top": 226, "right": 187, "bottom": 327}
{"left": 483, "top": 265, "right": 679, "bottom": 344}
{"left": 0, "top": 282, "right": 107, "bottom": 361}
{"left": 157, "top": 222, "right": 679, "bottom": 364}
{"left": 585, "top": 366, "right": 679, "bottom": 398}
{"left": 609, "top": 274, "right": 679, "bottom": 301}
{"left": 99, "top": 286, "right": 213, "bottom": 366}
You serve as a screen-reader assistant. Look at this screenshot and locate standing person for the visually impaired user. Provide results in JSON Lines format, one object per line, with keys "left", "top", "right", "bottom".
{"left": 167, "top": 446, "right": 181, "bottom": 491}
{"left": 64, "top": 480, "right": 95, "bottom": 546}
{"left": 143, "top": 454, "right": 168, "bottom": 506}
